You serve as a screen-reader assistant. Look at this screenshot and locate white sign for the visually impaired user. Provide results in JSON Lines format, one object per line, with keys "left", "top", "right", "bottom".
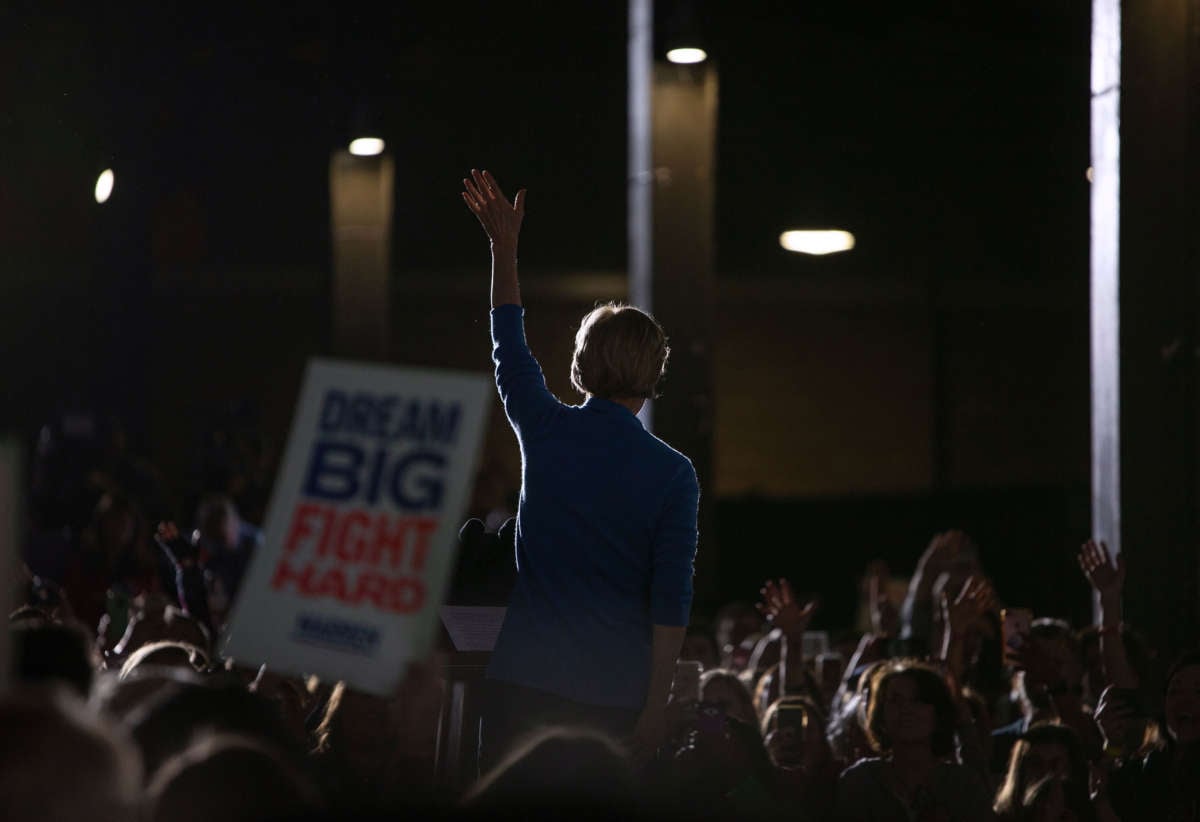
{"left": 223, "top": 359, "right": 490, "bottom": 695}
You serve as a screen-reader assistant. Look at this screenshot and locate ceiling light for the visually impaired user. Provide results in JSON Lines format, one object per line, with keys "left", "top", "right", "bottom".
{"left": 779, "top": 230, "right": 856, "bottom": 255}
{"left": 349, "top": 137, "right": 385, "bottom": 156}
{"left": 94, "top": 169, "right": 114, "bottom": 204}
{"left": 666, "top": 47, "right": 707, "bottom": 64}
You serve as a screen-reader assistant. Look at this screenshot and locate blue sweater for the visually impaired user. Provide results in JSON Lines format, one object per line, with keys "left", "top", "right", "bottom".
{"left": 485, "top": 305, "right": 700, "bottom": 709}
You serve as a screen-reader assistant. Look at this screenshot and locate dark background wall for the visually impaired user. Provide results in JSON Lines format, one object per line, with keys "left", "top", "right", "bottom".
{"left": 1, "top": 2, "right": 1096, "bottom": 628}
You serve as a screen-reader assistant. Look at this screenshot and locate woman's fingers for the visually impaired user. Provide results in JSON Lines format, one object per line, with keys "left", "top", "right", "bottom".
{"left": 482, "top": 169, "right": 508, "bottom": 202}
{"left": 474, "top": 169, "right": 499, "bottom": 202}
{"left": 481, "top": 169, "right": 499, "bottom": 195}
{"left": 464, "top": 176, "right": 485, "bottom": 204}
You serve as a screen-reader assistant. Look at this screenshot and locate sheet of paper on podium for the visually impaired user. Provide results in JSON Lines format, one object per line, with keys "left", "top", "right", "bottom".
{"left": 440, "top": 606, "right": 506, "bottom": 652}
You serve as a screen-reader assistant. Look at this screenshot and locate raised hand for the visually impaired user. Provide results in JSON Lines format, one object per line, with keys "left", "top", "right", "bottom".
{"left": 941, "top": 575, "right": 994, "bottom": 639}
{"left": 756, "top": 578, "right": 817, "bottom": 638}
{"left": 918, "top": 530, "right": 972, "bottom": 578}
{"left": 1078, "top": 539, "right": 1125, "bottom": 601}
{"left": 156, "top": 520, "right": 181, "bottom": 544}
{"left": 869, "top": 574, "right": 899, "bottom": 638}
{"left": 462, "top": 169, "right": 526, "bottom": 250}
{"left": 1080, "top": 539, "right": 1137, "bottom": 688}
{"left": 154, "top": 520, "right": 197, "bottom": 565}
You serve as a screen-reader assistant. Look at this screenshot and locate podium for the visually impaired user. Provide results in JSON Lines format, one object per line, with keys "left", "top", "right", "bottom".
{"left": 433, "top": 650, "right": 491, "bottom": 791}
{"left": 432, "top": 605, "right": 506, "bottom": 791}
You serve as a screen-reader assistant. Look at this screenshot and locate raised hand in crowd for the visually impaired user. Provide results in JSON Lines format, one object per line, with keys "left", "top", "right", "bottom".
{"left": 901, "top": 529, "right": 979, "bottom": 652}
{"left": 939, "top": 575, "right": 995, "bottom": 668}
{"left": 934, "top": 575, "right": 998, "bottom": 786}
{"left": 756, "top": 578, "right": 816, "bottom": 638}
{"left": 153, "top": 520, "right": 213, "bottom": 632}
{"left": 1078, "top": 539, "right": 1137, "bottom": 690}
{"left": 919, "top": 529, "right": 970, "bottom": 577}
{"left": 1078, "top": 539, "right": 1124, "bottom": 599}
{"left": 869, "top": 572, "right": 899, "bottom": 639}
{"left": 154, "top": 521, "right": 194, "bottom": 563}
{"left": 942, "top": 576, "right": 993, "bottom": 635}
{"left": 757, "top": 578, "right": 817, "bottom": 696}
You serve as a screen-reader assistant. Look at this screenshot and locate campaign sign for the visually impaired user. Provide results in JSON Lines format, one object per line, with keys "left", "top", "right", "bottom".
{"left": 222, "top": 359, "right": 490, "bottom": 694}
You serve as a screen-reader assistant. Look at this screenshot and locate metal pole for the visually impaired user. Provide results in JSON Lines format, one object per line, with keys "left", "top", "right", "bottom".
{"left": 1089, "top": 0, "right": 1121, "bottom": 625}
{"left": 629, "top": 0, "right": 654, "bottom": 430}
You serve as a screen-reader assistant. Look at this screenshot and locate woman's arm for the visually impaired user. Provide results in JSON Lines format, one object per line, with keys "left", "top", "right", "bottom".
{"left": 631, "top": 624, "right": 686, "bottom": 765}
{"left": 464, "top": 170, "right": 559, "bottom": 433}
{"left": 634, "top": 463, "right": 701, "bottom": 764}
{"left": 462, "top": 168, "right": 525, "bottom": 309}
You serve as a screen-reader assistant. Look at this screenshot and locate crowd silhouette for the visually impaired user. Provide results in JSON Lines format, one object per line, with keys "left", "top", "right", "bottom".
{"left": 5, "top": 392, "right": 1195, "bottom": 821}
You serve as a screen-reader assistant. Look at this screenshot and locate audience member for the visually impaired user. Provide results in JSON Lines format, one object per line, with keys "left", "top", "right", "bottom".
{"left": 124, "top": 677, "right": 307, "bottom": 780}
{"left": 900, "top": 531, "right": 981, "bottom": 656}
{"left": 699, "top": 668, "right": 758, "bottom": 727}
{"left": 463, "top": 725, "right": 634, "bottom": 814}
{"left": 11, "top": 620, "right": 96, "bottom": 696}
{"left": 106, "top": 598, "right": 211, "bottom": 668}
{"left": 992, "top": 618, "right": 1100, "bottom": 772}
{"left": 994, "top": 722, "right": 1095, "bottom": 822}
{"left": 7, "top": 389, "right": 1197, "bottom": 822}
{"left": 714, "top": 602, "right": 763, "bottom": 669}
{"left": 62, "top": 491, "right": 160, "bottom": 634}
{"left": 762, "top": 695, "right": 837, "bottom": 816}
{"left": 0, "top": 688, "right": 142, "bottom": 822}
{"left": 668, "top": 712, "right": 779, "bottom": 816}
{"left": 118, "top": 640, "right": 209, "bottom": 680}
{"left": 834, "top": 659, "right": 994, "bottom": 821}
{"left": 681, "top": 624, "right": 721, "bottom": 670}
{"left": 145, "top": 732, "right": 322, "bottom": 822}
{"left": 191, "top": 493, "right": 261, "bottom": 609}
{"left": 1100, "top": 650, "right": 1200, "bottom": 821}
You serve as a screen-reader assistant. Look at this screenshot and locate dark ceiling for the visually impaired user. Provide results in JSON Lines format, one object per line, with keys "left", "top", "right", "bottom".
{"left": 4, "top": 1, "right": 1090, "bottom": 284}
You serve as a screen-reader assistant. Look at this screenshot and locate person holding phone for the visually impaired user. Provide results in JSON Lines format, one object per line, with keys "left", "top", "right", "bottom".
{"left": 462, "top": 170, "right": 700, "bottom": 772}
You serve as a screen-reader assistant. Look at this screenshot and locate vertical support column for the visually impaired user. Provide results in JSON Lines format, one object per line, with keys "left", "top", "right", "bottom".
{"left": 330, "top": 151, "right": 394, "bottom": 360}
{"left": 1105, "top": 0, "right": 1200, "bottom": 659}
{"left": 652, "top": 62, "right": 718, "bottom": 604}
{"left": 1089, "top": 0, "right": 1121, "bottom": 571}
{"left": 629, "top": 0, "right": 655, "bottom": 429}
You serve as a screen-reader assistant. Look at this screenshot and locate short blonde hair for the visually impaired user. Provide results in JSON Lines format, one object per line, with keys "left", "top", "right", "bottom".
{"left": 570, "top": 303, "right": 669, "bottom": 399}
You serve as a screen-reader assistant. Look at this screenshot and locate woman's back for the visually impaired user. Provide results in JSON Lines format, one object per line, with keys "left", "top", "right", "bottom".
{"left": 487, "top": 304, "right": 698, "bottom": 710}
